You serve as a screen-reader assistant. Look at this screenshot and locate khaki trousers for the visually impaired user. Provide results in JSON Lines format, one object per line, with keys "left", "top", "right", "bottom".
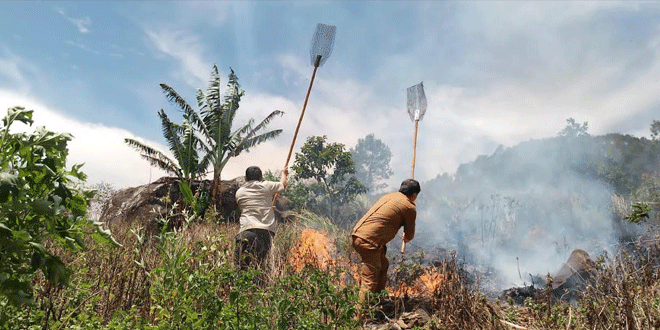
{"left": 352, "top": 235, "right": 389, "bottom": 304}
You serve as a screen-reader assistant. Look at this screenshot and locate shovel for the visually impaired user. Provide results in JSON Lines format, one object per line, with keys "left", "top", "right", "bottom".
{"left": 401, "top": 82, "right": 427, "bottom": 257}
{"left": 272, "top": 23, "right": 336, "bottom": 206}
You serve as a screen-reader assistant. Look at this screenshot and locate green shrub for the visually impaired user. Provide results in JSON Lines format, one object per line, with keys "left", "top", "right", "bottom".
{"left": 0, "top": 106, "right": 117, "bottom": 309}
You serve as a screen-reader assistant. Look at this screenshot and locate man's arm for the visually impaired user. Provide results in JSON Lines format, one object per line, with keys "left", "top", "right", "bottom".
{"left": 402, "top": 208, "right": 416, "bottom": 242}
{"left": 281, "top": 167, "right": 288, "bottom": 188}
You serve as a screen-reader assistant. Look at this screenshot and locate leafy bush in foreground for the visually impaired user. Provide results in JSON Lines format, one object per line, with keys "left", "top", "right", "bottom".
{"left": 0, "top": 106, "right": 116, "bottom": 309}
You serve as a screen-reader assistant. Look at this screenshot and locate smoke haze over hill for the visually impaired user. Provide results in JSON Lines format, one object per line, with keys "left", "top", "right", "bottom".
{"left": 410, "top": 133, "right": 656, "bottom": 290}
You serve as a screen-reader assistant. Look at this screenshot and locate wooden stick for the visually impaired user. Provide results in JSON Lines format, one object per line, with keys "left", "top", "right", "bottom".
{"left": 500, "top": 320, "right": 527, "bottom": 329}
{"left": 272, "top": 55, "right": 322, "bottom": 206}
{"left": 411, "top": 119, "right": 419, "bottom": 178}
{"left": 402, "top": 119, "right": 419, "bottom": 256}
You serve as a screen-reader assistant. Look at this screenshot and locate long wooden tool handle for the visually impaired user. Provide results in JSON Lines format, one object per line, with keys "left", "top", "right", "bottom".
{"left": 272, "top": 56, "right": 322, "bottom": 207}
{"left": 285, "top": 63, "right": 319, "bottom": 168}
{"left": 411, "top": 119, "right": 419, "bottom": 179}
{"left": 403, "top": 119, "right": 419, "bottom": 257}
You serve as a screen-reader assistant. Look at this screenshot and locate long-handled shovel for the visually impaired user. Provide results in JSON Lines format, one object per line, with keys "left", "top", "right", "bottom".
{"left": 401, "top": 82, "right": 427, "bottom": 257}
{"left": 272, "top": 23, "right": 336, "bottom": 206}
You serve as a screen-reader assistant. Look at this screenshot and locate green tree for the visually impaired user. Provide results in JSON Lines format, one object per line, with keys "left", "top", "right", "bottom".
{"left": 651, "top": 120, "right": 660, "bottom": 141}
{"left": 125, "top": 110, "right": 204, "bottom": 187}
{"left": 161, "top": 66, "right": 283, "bottom": 209}
{"left": 651, "top": 120, "right": 660, "bottom": 174}
{"left": 289, "top": 136, "right": 367, "bottom": 224}
{"left": 0, "top": 107, "right": 116, "bottom": 306}
{"left": 350, "top": 133, "right": 393, "bottom": 196}
{"left": 558, "top": 118, "right": 589, "bottom": 137}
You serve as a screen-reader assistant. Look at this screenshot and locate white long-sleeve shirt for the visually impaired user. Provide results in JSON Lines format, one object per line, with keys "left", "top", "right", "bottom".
{"left": 235, "top": 180, "right": 285, "bottom": 234}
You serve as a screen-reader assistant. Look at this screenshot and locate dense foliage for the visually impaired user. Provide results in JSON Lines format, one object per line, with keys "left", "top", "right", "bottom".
{"left": 0, "top": 106, "right": 116, "bottom": 307}
{"left": 1, "top": 219, "right": 362, "bottom": 329}
{"left": 288, "top": 135, "right": 367, "bottom": 225}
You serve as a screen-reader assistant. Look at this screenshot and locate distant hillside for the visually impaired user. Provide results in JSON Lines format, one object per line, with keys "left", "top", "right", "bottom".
{"left": 429, "top": 133, "right": 659, "bottom": 196}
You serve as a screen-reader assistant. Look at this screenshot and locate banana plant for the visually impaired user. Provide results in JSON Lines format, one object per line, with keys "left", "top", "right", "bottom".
{"left": 125, "top": 110, "right": 204, "bottom": 187}
{"left": 160, "top": 66, "right": 283, "bottom": 209}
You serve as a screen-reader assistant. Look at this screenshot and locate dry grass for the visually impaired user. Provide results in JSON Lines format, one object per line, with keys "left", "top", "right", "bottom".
{"left": 22, "top": 211, "right": 660, "bottom": 329}
{"left": 34, "top": 219, "right": 234, "bottom": 324}
{"left": 494, "top": 237, "right": 660, "bottom": 330}
{"left": 577, "top": 240, "right": 660, "bottom": 330}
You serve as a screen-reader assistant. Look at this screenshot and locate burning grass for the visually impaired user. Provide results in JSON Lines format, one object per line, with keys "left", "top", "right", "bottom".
{"left": 281, "top": 225, "right": 506, "bottom": 329}
{"left": 288, "top": 228, "right": 338, "bottom": 271}
{"left": 388, "top": 266, "right": 447, "bottom": 298}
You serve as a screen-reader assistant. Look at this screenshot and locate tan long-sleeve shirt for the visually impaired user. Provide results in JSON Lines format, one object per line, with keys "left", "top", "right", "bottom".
{"left": 351, "top": 192, "right": 416, "bottom": 247}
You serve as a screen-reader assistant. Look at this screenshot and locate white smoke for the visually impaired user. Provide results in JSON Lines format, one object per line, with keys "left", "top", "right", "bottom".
{"left": 408, "top": 136, "right": 632, "bottom": 292}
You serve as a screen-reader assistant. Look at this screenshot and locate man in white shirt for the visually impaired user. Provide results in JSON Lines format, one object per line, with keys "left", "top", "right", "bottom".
{"left": 234, "top": 166, "right": 288, "bottom": 271}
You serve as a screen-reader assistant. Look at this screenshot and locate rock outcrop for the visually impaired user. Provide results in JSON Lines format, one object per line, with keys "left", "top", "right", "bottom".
{"left": 99, "top": 176, "right": 292, "bottom": 232}
{"left": 500, "top": 249, "right": 597, "bottom": 304}
{"left": 550, "top": 249, "right": 597, "bottom": 303}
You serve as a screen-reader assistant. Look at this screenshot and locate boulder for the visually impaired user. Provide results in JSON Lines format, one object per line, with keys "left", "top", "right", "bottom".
{"left": 99, "top": 176, "right": 293, "bottom": 231}
{"left": 550, "top": 249, "right": 596, "bottom": 303}
{"left": 499, "top": 284, "right": 538, "bottom": 305}
{"left": 499, "top": 249, "right": 597, "bottom": 304}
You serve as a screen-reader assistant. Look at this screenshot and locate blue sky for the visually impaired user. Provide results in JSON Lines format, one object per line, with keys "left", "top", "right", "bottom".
{"left": 1, "top": 1, "right": 660, "bottom": 188}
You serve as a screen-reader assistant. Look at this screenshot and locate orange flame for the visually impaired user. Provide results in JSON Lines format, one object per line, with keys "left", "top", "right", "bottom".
{"left": 387, "top": 267, "right": 446, "bottom": 298}
{"left": 288, "top": 229, "right": 337, "bottom": 271}
{"left": 287, "top": 228, "right": 445, "bottom": 299}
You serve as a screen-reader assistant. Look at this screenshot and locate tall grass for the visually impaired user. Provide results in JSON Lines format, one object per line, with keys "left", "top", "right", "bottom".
{"left": 2, "top": 213, "right": 363, "bottom": 329}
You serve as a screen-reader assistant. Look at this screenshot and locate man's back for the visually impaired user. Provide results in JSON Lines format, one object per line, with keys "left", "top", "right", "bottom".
{"left": 351, "top": 192, "right": 416, "bottom": 247}
{"left": 236, "top": 180, "right": 283, "bottom": 234}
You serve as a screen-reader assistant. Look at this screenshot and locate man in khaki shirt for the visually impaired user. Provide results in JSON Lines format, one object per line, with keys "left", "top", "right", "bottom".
{"left": 234, "top": 166, "right": 288, "bottom": 272}
{"left": 351, "top": 179, "right": 420, "bottom": 305}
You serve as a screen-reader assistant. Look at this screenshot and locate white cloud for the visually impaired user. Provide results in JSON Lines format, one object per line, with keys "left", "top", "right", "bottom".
{"left": 0, "top": 47, "right": 38, "bottom": 93}
{"left": 111, "top": 44, "right": 145, "bottom": 57}
{"left": 144, "top": 28, "right": 215, "bottom": 88}
{"left": 448, "top": 2, "right": 645, "bottom": 40}
{"left": 0, "top": 90, "right": 169, "bottom": 188}
{"left": 271, "top": 9, "right": 660, "bottom": 185}
{"left": 64, "top": 40, "right": 100, "bottom": 55}
{"left": 56, "top": 7, "right": 92, "bottom": 34}
{"left": 379, "top": 2, "right": 660, "bottom": 182}
{"left": 410, "top": 51, "right": 660, "bottom": 182}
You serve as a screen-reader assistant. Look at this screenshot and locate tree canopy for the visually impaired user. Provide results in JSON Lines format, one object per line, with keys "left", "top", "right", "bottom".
{"left": 288, "top": 135, "right": 367, "bottom": 224}
{"left": 350, "top": 133, "right": 393, "bottom": 196}
{"left": 651, "top": 119, "right": 660, "bottom": 141}
{"left": 558, "top": 118, "right": 589, "bottom": 137}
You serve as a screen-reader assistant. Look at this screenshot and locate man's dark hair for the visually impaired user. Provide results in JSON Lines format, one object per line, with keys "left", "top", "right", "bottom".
{"left": 399, "top": 179, "right": 420, "bottom": 196}
{"left": 245, "top": 166, "right": 263, "bottom": 181}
